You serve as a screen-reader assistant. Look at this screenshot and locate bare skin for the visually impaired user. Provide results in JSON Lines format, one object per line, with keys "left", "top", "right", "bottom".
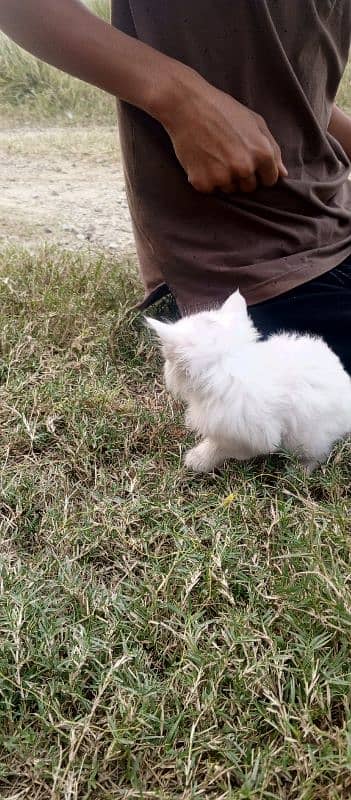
{"left": 328, "top": 105, "right": 351, "bottom": 159}
{"left": 0, "top": 0, "right": 288, "bottom": 194}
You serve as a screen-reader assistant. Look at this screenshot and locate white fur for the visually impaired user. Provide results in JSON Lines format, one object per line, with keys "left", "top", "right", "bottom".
{"left": 147, "top": 290, "right": 351, "bottom": 473}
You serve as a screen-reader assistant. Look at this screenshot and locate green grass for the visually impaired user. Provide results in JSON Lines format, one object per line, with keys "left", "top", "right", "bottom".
{"left": 0, "top": 0, "right": 115, "bottom": 126}
{"left": 1, "top": 5, "right": 351, "bottom": 796}
{"left": 0, "top": 247, "right": 351, "bottom": 799}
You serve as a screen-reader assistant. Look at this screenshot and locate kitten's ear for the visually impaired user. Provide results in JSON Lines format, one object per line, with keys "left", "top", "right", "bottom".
{"left": 145, "top": 317, "right": 177, "bottom": 343}
{"left": 221, "top": 289, "right": 247, "bottom": 315}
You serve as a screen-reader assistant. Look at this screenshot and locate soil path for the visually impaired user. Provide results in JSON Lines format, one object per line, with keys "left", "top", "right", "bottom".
{"left": 0, "top": 125, "right": 135, "bottom": 256}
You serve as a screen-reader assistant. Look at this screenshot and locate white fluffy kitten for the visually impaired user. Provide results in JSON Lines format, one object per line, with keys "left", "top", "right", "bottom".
{"left": 147, "top": 290, "right": 351, "bottom": 473}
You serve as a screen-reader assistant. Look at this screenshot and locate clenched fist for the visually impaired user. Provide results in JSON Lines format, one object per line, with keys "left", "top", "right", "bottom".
{"left": 161, "top": 69, "right": 288, "bottom": 194}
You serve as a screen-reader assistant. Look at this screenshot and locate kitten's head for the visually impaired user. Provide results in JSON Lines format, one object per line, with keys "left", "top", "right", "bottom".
{"left": 146, "top": 290, "right": 257, "bottom": 401}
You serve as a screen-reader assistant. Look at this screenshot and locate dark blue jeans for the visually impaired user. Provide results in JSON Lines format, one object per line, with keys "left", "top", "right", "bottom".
{"left": 250, "top": 257, "right": 351, "bottom": 375}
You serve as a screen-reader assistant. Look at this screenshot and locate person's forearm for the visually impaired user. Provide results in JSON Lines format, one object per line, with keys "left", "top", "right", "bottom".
{"left": 328, "top": 105, "right": 351, "bottom": 160}
{"left": 0, "top": 0, "right": 187, "bottom": 124}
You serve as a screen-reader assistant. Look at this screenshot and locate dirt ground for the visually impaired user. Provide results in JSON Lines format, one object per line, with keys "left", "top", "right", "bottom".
{"left": 0, "top": 125, "right": 135, "bottom": 256}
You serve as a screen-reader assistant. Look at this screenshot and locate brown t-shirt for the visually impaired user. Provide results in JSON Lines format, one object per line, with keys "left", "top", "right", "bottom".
{"left": 112, "top": 0, "right": 351, "bottom": 313}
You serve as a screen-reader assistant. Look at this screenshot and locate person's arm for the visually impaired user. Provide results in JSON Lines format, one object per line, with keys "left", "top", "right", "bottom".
{"left": 0, "top": 0, "right": 287, "bottom": 193}
{"left": 328, "top": 105, "right": 351, "bottom": 159}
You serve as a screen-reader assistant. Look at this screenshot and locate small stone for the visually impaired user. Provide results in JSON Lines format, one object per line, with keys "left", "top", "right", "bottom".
{"left": 63, "top": 224, "right": 79, "bottom": 234}
{"left": 109, "top": 242, "right": 118, "bottom": 250}
{"left": 44, "top": 227, "right": 52, "bottom": 234}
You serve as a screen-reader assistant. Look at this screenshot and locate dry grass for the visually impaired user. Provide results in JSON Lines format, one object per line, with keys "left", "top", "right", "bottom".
{"left": 0, "top": 247, "right": 351, "bottom": 799}
{"left": 0, "top": 125, "right": 118, "bottom": 158}
{"left": 337, "top": 61, "right": 351, "bottom": 115}
{"left": 0, "top": 0, "right": 115, "bottom": 126}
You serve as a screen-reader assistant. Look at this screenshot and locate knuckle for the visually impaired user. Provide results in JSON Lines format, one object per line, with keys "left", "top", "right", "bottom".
{"left": 190, "top": 176, "right": 212, "bottom": 193}
{"left": 236, "top": 158, "right": 254, "bottom": 179}
{"left": 271, "top": 140, "right": 281, "bottom": 159}
{"left": 213, "top": 170, "right": 228, "bottom": 187}
{"left": 262, "top": 170, "right": 278, "bottom": 186}
{"left": 238, "top": 167, "right": 252, "bottom": 179}
{"left": 258, "top": 144, "right": 275, "bottom": 166}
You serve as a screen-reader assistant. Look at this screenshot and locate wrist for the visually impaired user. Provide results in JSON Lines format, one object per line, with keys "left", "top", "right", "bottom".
{"left": 146, "top": 60, "right": 203, "bottom": 131}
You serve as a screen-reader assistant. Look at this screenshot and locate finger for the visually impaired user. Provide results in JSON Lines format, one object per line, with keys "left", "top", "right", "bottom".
{"left": 220, "top": 181, "right": 239, "bottom": 194}
{"left": 257, "top": 141, "right": 279, "bottom": 187}
{"left": 278, "top": 161, "right": 288, "bottom": 178}
{"left": 239, "top": 174, "right": 257, "bottom": 193}
{"left": 188, "top": 174, "right": 213, "bottom": 193}
{"left": 213, "top": 170, "right": 239, "bottom": 194}
{"left": 263, "top": 130, "right": 288, "bottom": 178}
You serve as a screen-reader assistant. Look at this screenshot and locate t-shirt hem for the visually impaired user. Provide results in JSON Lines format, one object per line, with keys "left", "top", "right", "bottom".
{"left": 135, "top": 245, "right": 351, "bottom": 315}
{"left": 244, "top": 246, "right": 351, "bottom": 306}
